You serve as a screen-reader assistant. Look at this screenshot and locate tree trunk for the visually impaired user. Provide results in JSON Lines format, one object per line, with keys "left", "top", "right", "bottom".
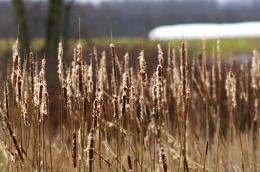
{"left": 63, "top": 0, "right": 74, "bottom": 41}
{"left": 12, "top": 0, "right": 30, "bottom": 53}
{"left": 46, "top": 0, "right": 63, "bottom": 56}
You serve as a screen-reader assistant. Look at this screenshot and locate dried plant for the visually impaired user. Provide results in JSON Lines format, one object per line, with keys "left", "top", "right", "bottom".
{"left": 0, "top": 38, "right": 258, "bottom": 172}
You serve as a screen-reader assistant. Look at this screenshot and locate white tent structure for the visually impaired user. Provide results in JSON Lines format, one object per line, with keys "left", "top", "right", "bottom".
{"left": 148, "top": 22, "right": 260, "bottom": 40}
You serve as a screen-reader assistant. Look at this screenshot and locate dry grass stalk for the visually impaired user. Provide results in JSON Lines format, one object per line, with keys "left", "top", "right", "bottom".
{"left": 87, "top": 128, "right": 95, "bottom": 172}
{"left": 159, "top": 146, "right": 168, "bottom": 172}
{"left": 0, "top": 100, "right": 24, "bottom": 162}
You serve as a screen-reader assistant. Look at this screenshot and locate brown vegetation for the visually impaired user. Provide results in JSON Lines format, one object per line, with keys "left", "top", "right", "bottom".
{"left": 0, "top": 38, "right": 259, "bottom": 172}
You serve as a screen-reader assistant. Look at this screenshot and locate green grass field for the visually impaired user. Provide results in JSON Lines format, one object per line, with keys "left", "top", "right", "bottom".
{"left": 0, "top": 37, "right": 260, "bottom": 59}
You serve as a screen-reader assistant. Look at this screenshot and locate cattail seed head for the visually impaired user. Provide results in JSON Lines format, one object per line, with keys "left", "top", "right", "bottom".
{"left": 57, "top": 41, "right": 64, "bottom": 84}
{"left": 138, "top": 50, "right": 147, "bottom": 86}
{"left": 11, "top": 39, "right": 21, "bottom": 88}
{"left": 4, "top": 84, "right": 9, "bottom": 118}
{"left": 225, "top": 71, "right": 237, "bottom": 108}
{"left": 110, "top": 43, "right": 118, "bottom": 94}
{"left": 159, "top": 147, "right": 168, "bottom": 172}
{"left": 86, "top": 128, "right": 95, "bottom": 172}
{"left": 72, "top": 130, "right": 77, "bottom": 168}
{"left": 251, "top": 50, "right": 260, "bottom": 89}
{"left": 16, "top": 75, "right": 23, "bottom": 105}
{"left": 113, "top": 95, "right": 119, "bottom": 122}
{"left": 29, "top": 52, "right": 35, "bottom": 95}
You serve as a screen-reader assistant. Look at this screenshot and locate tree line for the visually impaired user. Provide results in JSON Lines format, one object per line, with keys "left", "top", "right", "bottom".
{"left": 2, "top": 0, "right": 260, "bottom": 54}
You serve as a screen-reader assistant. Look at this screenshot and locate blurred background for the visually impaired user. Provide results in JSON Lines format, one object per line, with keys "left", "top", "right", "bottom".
{"left": 1, "top": 0, "right": 260, "bottom": 46}
{"left": 2, "top": 0, "right": 260, "bottom": 39}
{"left": 1, "top": 0, "right": 260, "bottom": 64}
{"left": 0, "top": 0, "right": 260, "bottom": 51}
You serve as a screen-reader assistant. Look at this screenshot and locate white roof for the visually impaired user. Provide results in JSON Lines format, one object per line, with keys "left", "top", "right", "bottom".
{"left": 148, "top": 22, "right": 260, "bottom": 40}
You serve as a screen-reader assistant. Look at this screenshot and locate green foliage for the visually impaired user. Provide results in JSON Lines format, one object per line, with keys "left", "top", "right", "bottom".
{"left": 0, "top": 37, "right": 260, "bottom": 60}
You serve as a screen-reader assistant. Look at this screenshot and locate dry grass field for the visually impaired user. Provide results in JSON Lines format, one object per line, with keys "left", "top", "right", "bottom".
{"left": 0, "top": 38, "right": 258, "bottom": 172}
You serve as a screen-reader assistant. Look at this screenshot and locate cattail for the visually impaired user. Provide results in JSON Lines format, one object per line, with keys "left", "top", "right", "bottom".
{"left": 167, "top": 43, "right": 172, "bottom": 81}
{"left": 29, "top": 52, "right": 35, "bottom": 95}
{"left": 211, "top": 64, "right": 217, "bottom": 101}
{"left": 138, "top": 50, "right": 147, "bottom": 86}
{"left": 39, "top": 59, "right": 46, "bottom": 83}
{"left": 197, "top": 53, "right": 210, "bottom": 92}
{"left": 156, "top": 50, "right": 164, "bottom": 110}
{"left": 113, "top": 95, "right": 119, "bottom": 122}
{"left": 32, "top": 56, "right": 40, "bottom": 108}
{"left": 172, "top": 50, "right": 182, "bottom": 105}
{"left": 127, "top": 155, "right": 133, "bottom": 171}
{"left": 216, "top": 39, "right": 222, "bottom": 81}
{"left": 11, "top": 39, "right": 21, "bottom": 88}
{"left": 110, "top": 44, "right": 118, "bottom": 94}
{"left": 202, "top": 38, "right": 207, "bottom": 76}
{"left": 72, "top": 130, "right": 77, "bottom": 168}
{"left": 152, "top": 84, "right": 158, "bottom": 117}
{"left": 63, "top": 80, "right": 68, "bottom": 108}
{"left": 251, "top": 50, "right": 260, "bottom": 89}
{"left": 16, "top": 75, "right": 23, "bottom": 105}
{"left": 122, "top": 87, "right": 127, "bottom": 117}
{"left": 122, "top": 73, "right": 130, "bottom": 115}
{"left": 181, "top": 42, "right": 190, "bottom": 172}
{"left": 87, "top": 64, "right": 93, "bottom": 95}
{"left": 97, "top": 61, "right": 104, "bottom": 92}
{"left": 92, "top": 99, "right": 98, "bottom": 129}
{"left": 253, "top": 99, "right": 258, "bottom": 171}
{"left": 159, "top": 147, "right": 168, "bottom": 172}
{"left": 83, "top": 85, "right": 88, "bottom": 122}
{"left": 37, "top": 84, "right": 43, "bottom": 121}
{"left": 225, "top": 71, "right": 237, "bottom": 108}
{"left": 57, "top": 41, "right": 64, "bottom": 84}
{"left": 40, "top": 81, "right": 48, "bottom": 119}
{"left": 93, "top": 46, "right": 98, "bottom": 70}
{"left": 83, "top": 85, "right": 90, "bottom": 121}
{"left": 94, "top": 88, "right": 103, "bottom": 125}
{"left": 76, "top": 43, "right": 84, "bottom": 95}
{"left": 0, "top": 103, "right": 6, "bottom": 131}
{"left": 157, "top": 44, "right": 164, "bottom": 68}
{"left": 181, "top": 42, "right": 188, "bottom": 105}
{"left": 139, "top": 96, "right": 145, "bottom": 122}
{"left": 203, "top": 141, "right": 209, "bottom": 172}
{"left": 38, "top": 59, "right": 48, "bottom": 122}
{"left": 33, "top": 74, "right": 39, "bottom": 109}
{"left": 87, "top": 128, "right": 95, "bottom": 172}
{"left": 66, "top": 74, "right": 73, "bottom": 112}
{"left": 100, "top": 51, "right": 109, "bottom": 90}
{"left": 4, "top": 84, "right": 9, "bottom": 118}
{"left": 129, "top": 68, "right": 136, "bottom": 120}
{"left": 77, "top": 43, "right": 83, "bottom": 65}
{"left": 71, "top": 48, "right": 77, "bottom": 92}
{"left": 172, "top": 48, "right": 176, "bottom": 70}
{"left": 139, "top": 49, "right": 147, "bottom": 129}
{"left": 156, "top": 63, "right": 163, "bottom": 86}
{"left": 21, "top": 90, "right": 29, "bottom": 126}
{"left": 124, "top": 52, "right": 130, "bottom": 74}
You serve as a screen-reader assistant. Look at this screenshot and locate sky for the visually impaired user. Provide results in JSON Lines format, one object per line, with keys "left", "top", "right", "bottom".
{"left": 70, "top": 0, "right": 256, "bottom": 4}
{"left": 0, "top": 0, "right": 255, "bottom": 5}
{"left": 74, "top": 0, "right": 227, "bottom": 4}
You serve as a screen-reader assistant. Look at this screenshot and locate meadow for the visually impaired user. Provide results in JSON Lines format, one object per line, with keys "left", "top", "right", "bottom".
{"left": 0, "top": 37, "right": 259, "bottom": 172}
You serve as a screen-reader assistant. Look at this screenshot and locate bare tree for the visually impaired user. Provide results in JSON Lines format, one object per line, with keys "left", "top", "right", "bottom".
{"left": 63, "top": 0, "right": 75, "bottom": 40}
{"left": 46, "top": 0, "right": 63, "bottom": 55}
{"left": 12, "top": 0, "right": 30, "bottom": 52}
